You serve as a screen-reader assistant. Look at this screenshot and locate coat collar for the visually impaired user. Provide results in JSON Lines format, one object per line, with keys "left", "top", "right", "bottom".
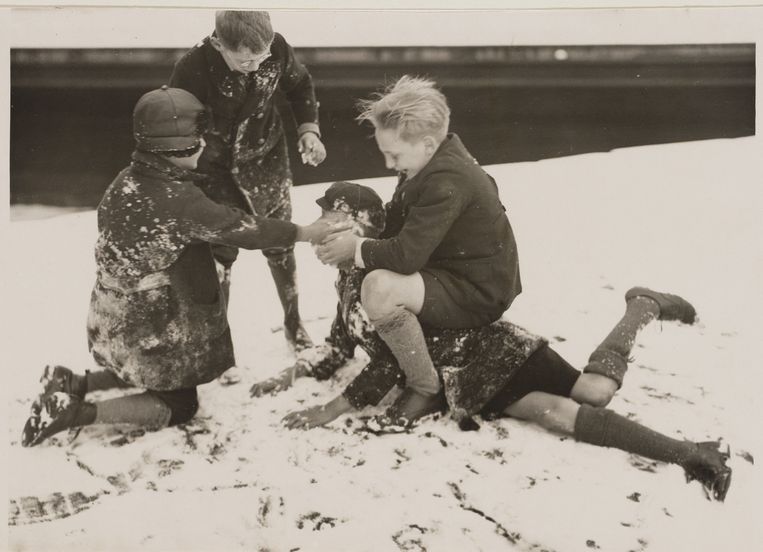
{"left": 130, "top": 150, "right": 206, "bottom": 183}
{"left": 396, "top": 133, "right": 469, "bottom": 187}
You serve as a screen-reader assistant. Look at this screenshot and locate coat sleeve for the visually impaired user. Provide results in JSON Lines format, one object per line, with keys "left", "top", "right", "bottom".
{"left": 342, "top": 356, "right": 404, "bottom": 409}
{"left": 169, "top": 49, "right": 208, "bottom": 104}
{"left": 180, "top": 184, "right": 298, "bottom": 249}
{"left": 299, "top": 306, "right": 356, "bottom": 380}
{"left": 360, "top": 174, "right": 468, "bottom": 274}
{"left": 274, "top": 34, "right": 320, "bottom": 128}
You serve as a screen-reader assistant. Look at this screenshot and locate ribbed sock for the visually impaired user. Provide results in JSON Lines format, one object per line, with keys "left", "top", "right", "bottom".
{"left": 584, "top": 296, "right": 660, "bottom": 385}
{"left": 372, "top": 308, "right": 440, "bottom": 396}
{"left": 574, "top": 404, "right": 694, "bottom": 465}
{"left": 94, "top": 392, "right": 172, "bottom": 429}
{"left": 597, "top": 296, "right": 659, "bottom": 357}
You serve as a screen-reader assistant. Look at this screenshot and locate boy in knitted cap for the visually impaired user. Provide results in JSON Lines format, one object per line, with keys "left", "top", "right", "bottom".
{"left": 21, "top": 86, "right": 332, "bottom": 447}
{"left": 255, "top": 181, "right": 732, "bottom": 502}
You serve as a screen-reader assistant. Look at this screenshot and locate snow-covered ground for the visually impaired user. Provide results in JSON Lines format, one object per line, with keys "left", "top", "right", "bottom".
{"left": 4, "top": 138, "right": 762, "bottom": 551}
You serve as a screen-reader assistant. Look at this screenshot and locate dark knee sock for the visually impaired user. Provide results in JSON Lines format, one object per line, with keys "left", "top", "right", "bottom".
{"left": 574, "top": 404, "right": 694, "bottom": 465}
{"left": 372, "top": 308, "right": 440, "bottom": 396}
{"left": 94, "top": 392, "right": 172, "bottom": 429}
{"left": 598, "top": 296, "right": 659, "bottom": 357}
{"left": 584, "top": 296, "right": 660, "bottom": 386}
{"left": 216, "top": 262, "right": 232, "bottom": 309}
{"left": 266, "top": 250, "right": 299, "bottom": 320}
{"left": 86, "top": 370, "right": 133, "bottom": 393}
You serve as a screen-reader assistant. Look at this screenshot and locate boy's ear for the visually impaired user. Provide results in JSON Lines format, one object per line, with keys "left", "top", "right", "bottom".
{"left": 210, "top": 36, "right": 225, "bottom": 52}
{"left": 422, "top": 135, "right": 438, "bottom": 154}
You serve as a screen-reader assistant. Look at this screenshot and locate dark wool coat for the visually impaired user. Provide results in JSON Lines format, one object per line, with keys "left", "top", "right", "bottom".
{"left": 360, "top": 134, "right": 522, "bottom": 322}
{"left": 87, "top": 151, "right": 298, "bottom": 391}
{"left": 169, "top": 33, "right": 320, "bottom": 216}
{"left": 299, "top": 267, "right": 546, "bottom": 418}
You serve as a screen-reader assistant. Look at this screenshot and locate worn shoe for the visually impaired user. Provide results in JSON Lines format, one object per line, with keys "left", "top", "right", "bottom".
{"left": 21, "top": 392, "right": 95, "bottom": 447}
{"left": 625, "top": 287, "right": 697, "bottom": 324}
{"left": 38, "top": 365, "right": 87, "bottom": 401}
{"left": 681, "top": 441, "right": 733, "bottom": 502}
{"left": 385, "top": 387, "right": 447, "bottom": 425}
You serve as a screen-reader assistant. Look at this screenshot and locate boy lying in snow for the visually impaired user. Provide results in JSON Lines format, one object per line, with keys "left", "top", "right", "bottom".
{"left": 252, "top": 181, "right": 732, "bottom": 502}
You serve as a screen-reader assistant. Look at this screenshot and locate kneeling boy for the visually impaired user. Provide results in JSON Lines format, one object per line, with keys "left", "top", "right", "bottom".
{"left": 21, "top": 86, "right": 330, "bottom": 447}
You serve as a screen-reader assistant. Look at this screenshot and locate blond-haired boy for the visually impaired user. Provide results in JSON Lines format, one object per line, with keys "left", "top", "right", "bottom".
{"left": 318, "top": 76, "right": 521, "bottom": 422}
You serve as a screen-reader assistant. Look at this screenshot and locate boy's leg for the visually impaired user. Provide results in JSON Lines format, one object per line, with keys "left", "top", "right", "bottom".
{"left": 580, "top": 287, "right": 696, "bottom": 393}
{"left": 21, "top": 391, "right": 170, "bottom": 447}
{"left": 504, "top": 392, "right": 731, "bottom": 501}
{"left": 264, "top": 246, "right": 313, "bottom": 351}
{"left": 361, "top": 269, "right": 442, "bottom": 420}
{"left": 21, "top": 388, "right": 198, "bottom": 447}
{"left": 212, "top": 245, "right": 239, "bottom": 309}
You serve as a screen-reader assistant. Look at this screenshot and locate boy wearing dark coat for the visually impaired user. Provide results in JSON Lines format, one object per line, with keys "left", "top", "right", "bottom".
{"left": 169, "top": 10, "right": 326, "bottom": 351}
{"left": 21, "top": 86, "right": 331, "bottom": 447}
{"left": 255, "top": 181, "right": 732, "bottom": 502}
{"left": 317, "top": 76, "right": 521, "bottom": 422}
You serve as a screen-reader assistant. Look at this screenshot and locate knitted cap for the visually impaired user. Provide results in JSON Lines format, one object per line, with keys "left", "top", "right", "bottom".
{"left": 133, "top": 86, "right": 206, "bottom": 152}
{"left": 315, "top": 181, "right": 386, "bottom": 233}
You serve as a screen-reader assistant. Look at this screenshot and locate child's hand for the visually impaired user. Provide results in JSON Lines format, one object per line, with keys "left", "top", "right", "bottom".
{"left": 296, "top": 218, "right": 334, "bottom": 244}
{"left": 298, "top": 132, "right": 326, "bottom": 166}
{"left": 315, "top": 230, "right": 358, "bottom": 266}
{"left": 250, "top": 362, "right": 308, "bottom": 397}
{"left": 282, "top": 395, "right": 352, "bottom": 429}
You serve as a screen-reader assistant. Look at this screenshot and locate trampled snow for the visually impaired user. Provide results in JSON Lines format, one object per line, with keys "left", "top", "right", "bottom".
{"left": 5, "top": 138, "right": 762, "bottom": 551}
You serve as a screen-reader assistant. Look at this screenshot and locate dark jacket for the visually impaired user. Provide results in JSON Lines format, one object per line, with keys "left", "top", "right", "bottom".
{"left": 169, "top": 33, "right": 319, "bottom": 212}
{"left": 360, "top": 134, "right": 522, "bottom": 320}
{"left": 87, "top": 151, "right": 298, "bottom": 390}
{"left": 297, "top": 267, "right": 545, "bottom": 418}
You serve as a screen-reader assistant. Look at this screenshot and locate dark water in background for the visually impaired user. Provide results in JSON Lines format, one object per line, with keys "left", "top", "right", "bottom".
{"left": 10, "top": 47, "right": 756, "bottom": 207}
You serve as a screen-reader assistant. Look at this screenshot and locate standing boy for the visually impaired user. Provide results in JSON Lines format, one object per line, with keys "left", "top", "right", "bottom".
{"left": 21, "top": 86, "right": 330, "bottom": 447}
{"left": 318, "top": 76, "right": 522, "bottom": 422}
{"left": 170, "top": 10, "right": 326, "bottom": 351}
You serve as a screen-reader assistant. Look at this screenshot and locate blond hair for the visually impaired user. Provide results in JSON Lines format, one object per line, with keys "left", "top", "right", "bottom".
{"left": 215, "top": 11, "right": 273, "bottom": 53}
{"left": 356, "top": 75, "right": 450, "bottom": 142}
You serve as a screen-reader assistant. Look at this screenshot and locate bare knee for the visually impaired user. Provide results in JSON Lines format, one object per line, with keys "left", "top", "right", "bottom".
{"left": 361, "top": 270, "right": 400, "bottom": 318}
{"left": 505, "top": 392, "right": 578, "bottom": 435}
{"left": 570, "top": 374, "right": 618, "bottom": 407}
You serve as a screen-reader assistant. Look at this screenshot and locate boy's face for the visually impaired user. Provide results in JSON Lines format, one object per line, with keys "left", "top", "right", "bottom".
{"left": 374, "top": 128, "right": 436, "bottom": 180}
{"left": 211, "top": 37, "right": 272, "bottom": 74}
{"left": 164, "top": 137, "right": 206, "bottom": 170}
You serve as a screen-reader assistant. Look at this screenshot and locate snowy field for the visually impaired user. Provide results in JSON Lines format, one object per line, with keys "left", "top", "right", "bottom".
{"left": 4, "top": 138, "right": 762, "bottom": 551}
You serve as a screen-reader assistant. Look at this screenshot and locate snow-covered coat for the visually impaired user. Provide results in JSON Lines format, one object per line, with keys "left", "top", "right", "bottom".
{"left": 87, "top": 151, "right": 298, "bottom": 391}
{"left": 360, "top": 134, "right": 522, "bottom": 325}
{"left": 169, "top": 33, "right": 320, "bottom": 215}
{"left": 298, "top": 267, "right": 546, "bottom": 419}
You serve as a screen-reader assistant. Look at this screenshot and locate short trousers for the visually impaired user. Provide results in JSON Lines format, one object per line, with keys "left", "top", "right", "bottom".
{"left": 148, "top": 387, "right": 199, "bottom": 426}
{"left": 419, "top": 268, "right": 504, "bottom": 329}
{"left": 480, "top": 344, "right": 581, "bottom": 415}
